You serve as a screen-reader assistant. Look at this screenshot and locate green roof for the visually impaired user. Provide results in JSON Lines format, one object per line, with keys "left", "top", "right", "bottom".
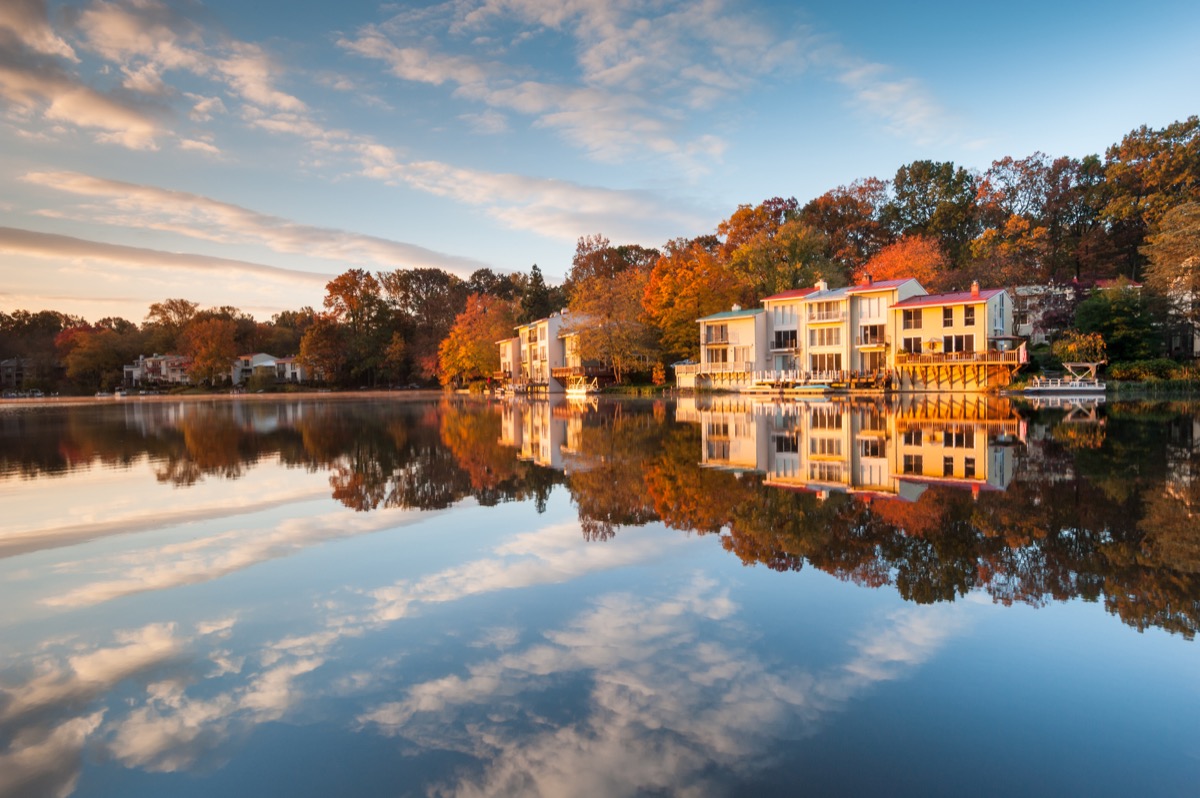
{"left": 697, "top": 307, "right": 764, "bottom": 322}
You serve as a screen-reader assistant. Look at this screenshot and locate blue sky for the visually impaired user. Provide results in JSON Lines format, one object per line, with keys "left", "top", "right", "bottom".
{"left": 1, "top": 0, "right": 1197, "bottom": 322}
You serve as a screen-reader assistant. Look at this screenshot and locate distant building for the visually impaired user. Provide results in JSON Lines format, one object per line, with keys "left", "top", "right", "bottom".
{"left": 124, "top": 354, "right": 191, "bottom": 386}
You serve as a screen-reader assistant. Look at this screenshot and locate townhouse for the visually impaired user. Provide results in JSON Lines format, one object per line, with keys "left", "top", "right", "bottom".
{"left": 681, "top": 276, "right": 1024, "bottom": 393}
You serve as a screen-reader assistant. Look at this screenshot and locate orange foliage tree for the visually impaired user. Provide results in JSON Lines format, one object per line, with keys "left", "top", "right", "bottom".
{"left": 856, "top": 234, "right": 951, "bottom": 291}
{"left": 643, "top": 237, "right": 748, "bottom": 363}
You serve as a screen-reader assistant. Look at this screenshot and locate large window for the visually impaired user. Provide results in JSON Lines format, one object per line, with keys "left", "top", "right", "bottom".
{"left": 773, "top": 330, "right": 798, "bottom": 350}
{"left": 706, "top": 323, "right": 728, "bottom": 344}
{"left": 809, "top": 353, "right": 843, "bottom": 372}
{"left": 943, "top": 428, "right": 975, "bottom": 448}
{"left": 903, "top": 309, "right": 922, "bottom": 330}
{"left": 903, "top": 454, "right": 923, "bottom": 474}
{"left": 942, "top": 335, "right": 975, "bottom": 353}
{"left": 858, "top": 324, "right": 885, "bottom": 345}
{"left": 902, "top": 337, "right": 922, "bottom": 354}
{"left": 707, "top": 347, "right": 728, "bottom": 364}
{"left": 859, "top": 296, "right": 883, "bottom": 319}
{"left": 810, "top": 437, "right": 843, "bottom": 456}
{"left": 809, "top": 327, "right": 841, "bottom": 347}
{"left": 964, "top": 306, "right": 976, "bottom": 326}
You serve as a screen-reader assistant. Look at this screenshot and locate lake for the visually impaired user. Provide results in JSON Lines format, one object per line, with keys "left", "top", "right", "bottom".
{"left": 1, "top": 394, "right": 1198, "bottom": 797}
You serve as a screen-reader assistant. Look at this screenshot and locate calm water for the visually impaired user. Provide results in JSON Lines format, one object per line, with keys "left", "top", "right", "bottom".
{"left": 1, "top": 394, "right": 1198, "bottom": 797}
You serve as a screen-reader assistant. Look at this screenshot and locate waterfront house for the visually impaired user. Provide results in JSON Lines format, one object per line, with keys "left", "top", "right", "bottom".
{"left": 231, "top": 353, "right": 278, "bottom": 386}
{"left": 681, "top": 276, "right": 1023, "bottom": 393}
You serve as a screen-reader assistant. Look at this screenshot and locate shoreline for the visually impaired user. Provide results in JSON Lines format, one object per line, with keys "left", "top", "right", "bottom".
{"left": 0, "top": 389, "right": 451, "bottom": 409}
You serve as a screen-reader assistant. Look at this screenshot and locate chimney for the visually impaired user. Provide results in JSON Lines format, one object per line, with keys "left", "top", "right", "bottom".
{"left": 731, "top": 303, "right": 741, "bottom": 312}
{"left": 970, "top": 280, "right": 980, "bottom": 298}
{"left": 861, "top": 272, "right": 873, "bottom": 287}
{"left": 816, "top": 279, "right": 828, "bottom": 292}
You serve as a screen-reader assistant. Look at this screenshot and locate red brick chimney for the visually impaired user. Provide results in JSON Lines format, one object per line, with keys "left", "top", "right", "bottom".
{"left": 970, "top": 280, "right": 980, "bottom": 298}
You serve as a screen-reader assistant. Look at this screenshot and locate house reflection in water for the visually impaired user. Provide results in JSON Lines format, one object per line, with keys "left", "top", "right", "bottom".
{"left": 499, "top": 398, "right": 591, "bottom": 471}
{"left": 679, "top": 394, "right": 1024, "bottom": 502}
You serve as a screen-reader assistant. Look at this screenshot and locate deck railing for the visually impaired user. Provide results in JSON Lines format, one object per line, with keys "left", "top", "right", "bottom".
{"left": 894, "top": 347, "right": 1024, "bottom": 366}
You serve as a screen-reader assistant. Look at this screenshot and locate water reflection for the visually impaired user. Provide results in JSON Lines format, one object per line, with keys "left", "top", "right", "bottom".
{"left": 3, "top": 396, "right": 1199, "bottom": 639}
{"left": 2, "top": 396, "right": 1199, "bottom": 796}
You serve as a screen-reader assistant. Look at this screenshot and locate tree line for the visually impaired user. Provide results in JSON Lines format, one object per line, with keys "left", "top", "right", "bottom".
{"left": 3, "top": 115, "right": 1198, "bottom": 392}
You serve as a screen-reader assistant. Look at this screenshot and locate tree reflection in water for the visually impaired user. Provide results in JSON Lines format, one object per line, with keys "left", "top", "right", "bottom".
{"left": 2, "top": 395, "right": 1198, "bottom": 637}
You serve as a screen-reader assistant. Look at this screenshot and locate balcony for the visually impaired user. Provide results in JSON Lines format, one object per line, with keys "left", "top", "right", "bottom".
{"left": 894, "top": 349, "right": 1023, "bottom": 366}
{"left": 807, "top": 309, "right": 846, "bottom": 323}
{"left": 551, "top": 365, "right": 614, "bottom": 380}
{"left": 855, "top": 335, "right": 888, "bottom": 348}
{"left": 705, "top": 332, "right": 730, "bottom": 345}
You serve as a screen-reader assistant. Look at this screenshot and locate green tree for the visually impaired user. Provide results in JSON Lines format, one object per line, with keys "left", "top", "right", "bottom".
{"left": 1074, "top": 285, "right": 1160, "bottom": 363}
{"left": 884, "top": 160, "right": 980, "bottom": 269}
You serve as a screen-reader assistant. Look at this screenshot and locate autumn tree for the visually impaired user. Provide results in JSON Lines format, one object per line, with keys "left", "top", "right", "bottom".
{"left": 182, "top": 317, "right": 237, "bottom": 385}
{"left": 57, "top": 326, "right": 142, "bottom": 390}
{"left": 857, "top": 234, "right": 949, "bottom": 291}
{"left": 298, "top": 314, "right": 348, "bottom": 383}
{"left": 800, "top": 178, "right": 893, "bottom": 273}
{"left": 379, "top": 268, "right": 468, "bottom": 381}
{"left": 643, "top": 236, "right": 748, "bottom": 363}
{"left": 1051, "top": 330, "right": 1107, "bottom": 364}
{"left": 1141, "top": 202, "right": 1200, "bottom": 345}
{"left": 566, "top": 243, "right": 657, "bottom": 383}
{"left": 1101, "top": 116, "right": 1200, "bottom": 273}
{"left": 144, "top": 298, "right": 199, "bottom": 352}
{"left": 883, "top": 160, "right": 980, "bottom": 269}
{"left": 437, "top": 294, "right": 518, "bottom": 386}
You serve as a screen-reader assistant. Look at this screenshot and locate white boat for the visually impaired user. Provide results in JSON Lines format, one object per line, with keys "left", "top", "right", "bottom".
{"left": 1019, "top": 376, "right": 1106, "bottom": 394}
{"left": 565, "top": 375, "right": 599, "bottom": 397}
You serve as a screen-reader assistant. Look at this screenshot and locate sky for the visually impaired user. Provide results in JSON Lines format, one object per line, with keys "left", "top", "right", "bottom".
{"left": 1, "top": 0, "right": 1198, "bottom": 323}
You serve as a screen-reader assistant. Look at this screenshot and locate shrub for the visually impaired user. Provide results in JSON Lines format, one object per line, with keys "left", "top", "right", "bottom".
{"left": 1109, "top": 358, "right": 1185, "bottom": 381}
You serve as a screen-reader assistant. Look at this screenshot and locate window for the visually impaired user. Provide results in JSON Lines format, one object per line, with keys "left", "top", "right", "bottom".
{"left": 903, "top": 429, "right": 922, "bottom": 446}
{"left": 942, "top": 335, "right": 975, "bottom": 353}
{"left": 773, "top": 330, "right": 798, "bottom": 350}
{"left": 810, "top": 437, "right": 842, "bottom": 456}
{"left": 859, "top": 324, "right": 885, "bottom": 345}
{"left": 539, "top": 326, "right": 546, "bottom": 340}
{"left": 943, "top": 428, "right": 975, "bottom": 448}
{"left": 774, "top": 434, "right": 799, "bottom": 453}
{"left": 859, "top": 439, "right": 883, "bottom": 458}
{"left": 809, "top": 353, "right": 843, "bottom": 372}
{"left": 706, "top": 323, "right": 729, "bottom": 344}
{"left": 943, "top": 307, "right": 954, "bottom": 327}
{"left": 810, "top": 408, "right": 843, "bottom": 430}
{"left": 859, "top": 296, "right": 883, "bottom": 319}
{"left": 964, "top": 457, "right": 976, "bottom": 478}
{"left": 902, "top": 337, "right": 922, "bottom": 354}
{"left": 903, "top": 454, "right": 923, "bottom": 474}
{"left": 964, "top": 306, "right": 976, "bottom": 326}
{"left": 943, "top": 456, "right": 954, "bottom": 477}
{"left": 809, "top": 328, "right": 841, "bottom": 347}
{"left": 903, "top": 309, "right": 922, "bottom": 329}
{"left": 707, "top": 348, "right": 728, "bottom": 364}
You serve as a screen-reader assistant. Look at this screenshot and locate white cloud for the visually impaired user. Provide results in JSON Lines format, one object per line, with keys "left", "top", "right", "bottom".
{"left": 361, "top": 579, "right": 968, "bottom": 797}
{"left": 0, "top": 225, "right": 331, "bottom": 291}
{"left": 0, "top": 0, "right": 78, "bottom": 61}
{"left": 19, "top": 170, "right": 488, "bottom": 275}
